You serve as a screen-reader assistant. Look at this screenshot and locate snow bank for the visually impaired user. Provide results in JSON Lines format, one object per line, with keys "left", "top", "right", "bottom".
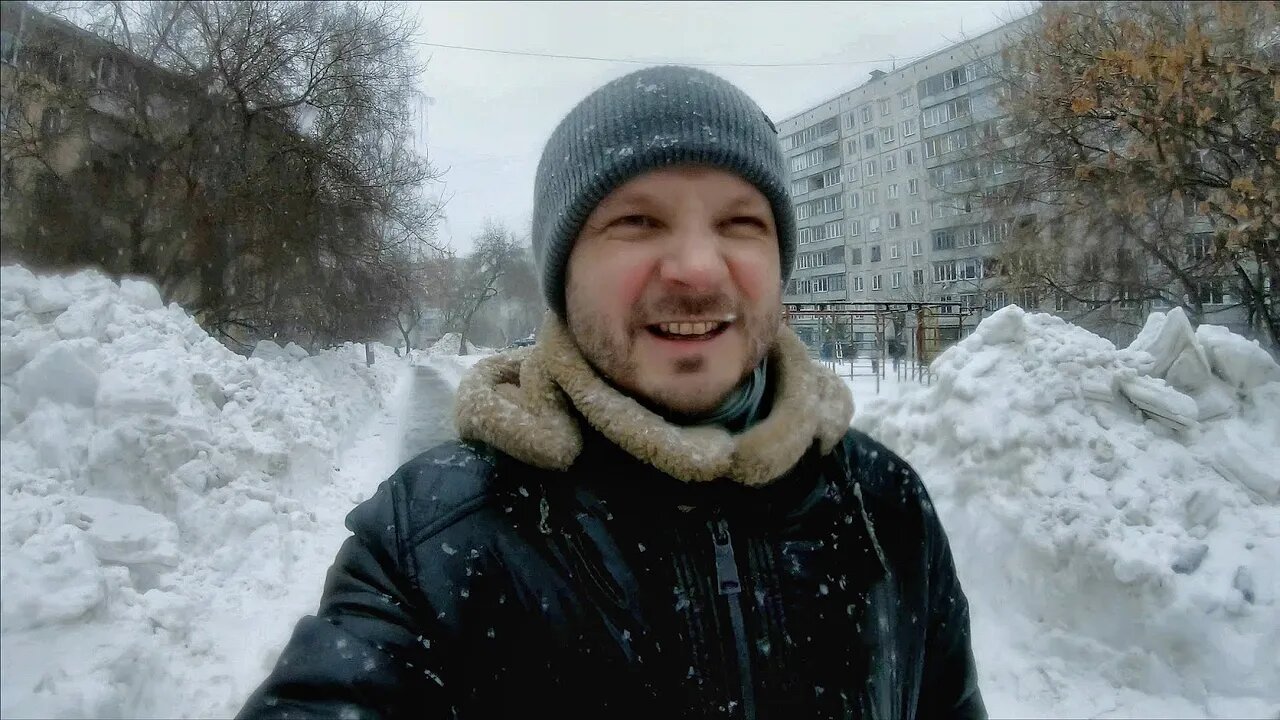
{"left": 0, "top": 265, "right": 405, "bottom": 718}
{"left": 855, "top": 305, "right": 1280, "bottom": 716}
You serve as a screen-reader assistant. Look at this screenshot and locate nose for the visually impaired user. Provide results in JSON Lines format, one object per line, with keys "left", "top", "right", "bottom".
{"left": 656, "top": 226, "right": 729, "bottom": 291}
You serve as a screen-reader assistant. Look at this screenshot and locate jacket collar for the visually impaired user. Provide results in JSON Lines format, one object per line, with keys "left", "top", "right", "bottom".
{"left": 454, "top": 313, "right": 854, "bottom": 487}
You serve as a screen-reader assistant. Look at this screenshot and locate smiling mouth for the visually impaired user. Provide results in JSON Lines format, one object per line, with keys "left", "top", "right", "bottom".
{"left": 646, "top": 319, "right": 733, "bottom": 341}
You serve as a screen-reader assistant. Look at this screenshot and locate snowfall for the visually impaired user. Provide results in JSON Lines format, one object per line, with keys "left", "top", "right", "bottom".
{"left": 1, "top": 264, "right": 1277, "bottom": 719}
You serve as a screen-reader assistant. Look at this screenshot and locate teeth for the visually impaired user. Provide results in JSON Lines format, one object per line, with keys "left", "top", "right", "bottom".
{"left": 658, "top": 321, "right": 719, "bottom": 336}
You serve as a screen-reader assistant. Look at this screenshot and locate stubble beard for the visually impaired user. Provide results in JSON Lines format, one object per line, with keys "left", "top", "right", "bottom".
{"left": 566, "top": 290, "right": 782, "bottom": 416}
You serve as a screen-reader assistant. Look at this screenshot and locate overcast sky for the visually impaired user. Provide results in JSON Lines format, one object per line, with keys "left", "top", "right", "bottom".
{"left": 412, "top": 1, "right": 1035, "bottom": 254}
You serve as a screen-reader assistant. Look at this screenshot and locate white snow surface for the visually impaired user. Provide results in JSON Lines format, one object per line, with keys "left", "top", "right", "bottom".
{"left": 5, "top": 265, "right": 1279, "bottom": 719}
{"left": 1, "top": 265, "right": 412, "bottom": 719}
{"left": 855, "top": 305, "right": 1280, "bottom": 718}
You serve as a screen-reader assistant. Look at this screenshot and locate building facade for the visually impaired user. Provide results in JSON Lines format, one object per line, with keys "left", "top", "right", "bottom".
{"left": 778, "top": 16, "right": 1255, "bottom": 348}
{"left": 779, "top": 21, "right": 1026, "bottom": 341}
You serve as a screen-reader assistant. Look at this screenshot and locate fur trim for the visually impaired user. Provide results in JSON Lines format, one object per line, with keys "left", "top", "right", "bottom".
{"left": 454, "top": 315, "right": 854, "bottom": 486}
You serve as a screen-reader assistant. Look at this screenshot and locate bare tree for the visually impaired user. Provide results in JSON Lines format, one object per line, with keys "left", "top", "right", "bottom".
{"left": 443, "top": 221, "right": 522, "bottom": 355}
{"left": 987, "top": 1, "right": 1279, "bottom": 347}
{"left": 3, "top": 0, "right": 444, "bottom": 349}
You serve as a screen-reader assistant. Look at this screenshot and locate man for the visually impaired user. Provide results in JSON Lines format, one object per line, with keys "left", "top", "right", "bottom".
{"left": 239, "top": 65, "right": 985, "bottom": 720}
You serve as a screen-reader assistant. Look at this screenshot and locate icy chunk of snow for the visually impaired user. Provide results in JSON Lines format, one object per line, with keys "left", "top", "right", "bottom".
{"left": 1115, "top": 375, "right": 1198, "bottom": 431}
{"left": 0, "top": 525, "right": 105, "bottom": 631}
{"left": 975, "top": 305, "right": 1025, "bottom": 344}
{"left": 1195, "top": 324, "right": 1280, "bottom": 391}
{"left": 251, "top": 340, "right": 291, "bottom": 363}
{"left": 118, "top": 278, "right": 163, "bottom": 311}
{"left": 66, "top": 496, "right": 180, "bottom": 567}
{"left": 15, "top": 339, "right": 100, "bottom": 408}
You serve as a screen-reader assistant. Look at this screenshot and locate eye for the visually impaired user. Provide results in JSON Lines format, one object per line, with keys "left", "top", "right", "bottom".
{"left": 722, "top": 216, "right": 769, "bottom": 233}
{"left": 613, "top": 214, "right": 658, "bottom": 229}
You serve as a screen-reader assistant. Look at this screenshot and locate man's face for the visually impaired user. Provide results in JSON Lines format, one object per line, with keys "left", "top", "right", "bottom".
{"left": 564, "top": 166, "right": 783, "bottom": 416}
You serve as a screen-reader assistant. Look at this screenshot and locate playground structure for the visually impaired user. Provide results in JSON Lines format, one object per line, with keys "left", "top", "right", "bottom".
{"left": 782, "top": 301, "right": 977, "bottom": 393}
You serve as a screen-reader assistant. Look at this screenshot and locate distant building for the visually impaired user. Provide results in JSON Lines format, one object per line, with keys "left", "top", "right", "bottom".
{"left": 778, "top": 13, "right": 1252, "bottom": 347}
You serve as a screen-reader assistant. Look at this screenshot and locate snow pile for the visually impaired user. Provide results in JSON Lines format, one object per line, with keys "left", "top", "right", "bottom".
{"left": 0, "top": 265, "right": 406, "bottom": 718}
{"left": 427, "top": 331, "right": 476, "bottom": 356}
{"left": 856, "top": 306, "right": 1280, "bottom": 716}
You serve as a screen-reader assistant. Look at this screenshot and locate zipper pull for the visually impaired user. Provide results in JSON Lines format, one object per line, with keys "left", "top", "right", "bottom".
{"left": 712, "top": 517, "right": 741, "bottom": 596}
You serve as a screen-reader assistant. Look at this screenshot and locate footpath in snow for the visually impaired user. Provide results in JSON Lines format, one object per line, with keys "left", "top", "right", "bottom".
{"left": 855, "top": 305, "right": 1280, "bottom": 718}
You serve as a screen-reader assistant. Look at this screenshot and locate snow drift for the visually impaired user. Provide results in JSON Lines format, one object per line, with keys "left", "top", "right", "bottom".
{"left": 856, "top": 305, "right": 1280, "bottom": 716}
{"left": 0, "top": 265, "right": 405, "bottom": 718}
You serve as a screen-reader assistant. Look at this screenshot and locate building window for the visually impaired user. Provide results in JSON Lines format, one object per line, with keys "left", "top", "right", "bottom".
{"left": 823, "top": 220, "right": 844, "bottom": 240}
{"left": 878, "top": 98, "right": 891, "bottom": 116}
{"left": 848, "top": 192, "right": 860, "bottom": 210}
{"left": 887, "top": 183, "right": 899, "bottom": 200}
{"left": 1020, "top": 288, "right": 1040, "bottom": 308}
{"left": 912, "top": 269, "right": 925, "bottom": 286}
{"left": 922, "top": 97, "right": 971, "bottom": 128}
{"left": 985, "top": 291, "right": 1009, "bottom": 311}
{"left": 1198, "top": 279, "right": 1226, "bottom": 305}
{"left": 848, "top": 219, "right": 861, "bottom": 237}
{"left": 863, "top": 132, "right": 876, "bottom": 151}
{"left": 798, "top": 227, "right": 813, "bottom": 244}
{"left": 869, "top": 216, "right": 882, "bottom": 233}
{"left": 866, "top": 188, "right": 878, "bottom": 205}
{"left": 910, "top": 208, "right": 921, "bottom": 225}
{"left": 871, "top": 245, "right": 882, "bottom": 262}
{"left": 872, "top": 274, "right": 883, "bottom": 291}
{"left": 861, "top": 105, "right": 873, "bottom": 124}
{"left": 912, "top": 238, "right": 922, "bottom": 256}
{"left": 847, "top": 163, "right": 859, "bottom": 182}
{"left": 899, "top": 89, "right": 914, "bottom": 109}
{"left": 901, "top": 118, "right": 918, "bottom": 137}
{"left": 40, "top": 107, "right": 66, "bottom": 135}
{"left": 1186, "top": 233, "right": 1212, "bottom": 262}
{"left": 888, "top": 212, "right": 900, "bottom": 229}
{"left": 864, "top": 159, "right": 877, "bottom": 177}
{"left": 844, "top": 113, "right": 856, "bottom": 130}
{"left": 905, "top": 148, "right": 918, "bottom": 166}
{"left": 891, "top": 271, "right": 902, "bottom": 289}
{"left": 846, "top": 139, "right": 859, "bottom": 157}
{"left": 908, "top": 178, "right": 919, "bottom": 195}
{"left": 933, "top": 261, "right": 958, "bottom": 283}
{"left": 888, "top": 242, "right": 900, "bottom": 259}
{"left": 797, "top": 204, "right": 812, "bottom": 220}
{"left": 880, "top": 126, "right": 896, "bottom": 144}
{"left": 822, "top": 168, "right": 842, "bottom": 187}
{"left": 791, "top": 180, "right": 808, "bottom": 197}
{"left": 1055, "top": 293, "right": 1072, "bottom": 312}
{"left": 850, "top": 247, "right": 863, "bottom": 265}
{"left": 885, "top": 154, "right": 898, "bottom": 172}
{"left": 933, "top": 229, "right": 956, "bottom": 250}
{"left": 854, "top": 275, "right": 865, "bottom": 292}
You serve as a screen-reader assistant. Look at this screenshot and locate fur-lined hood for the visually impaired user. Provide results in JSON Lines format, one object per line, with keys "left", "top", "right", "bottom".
{"left": 454, "top": 315, "right": 854, "bottom": 487}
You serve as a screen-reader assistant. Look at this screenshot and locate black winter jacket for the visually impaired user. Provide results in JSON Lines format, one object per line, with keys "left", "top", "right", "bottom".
{"left": 237, "top": 427, "right": 985, "bottom": 720}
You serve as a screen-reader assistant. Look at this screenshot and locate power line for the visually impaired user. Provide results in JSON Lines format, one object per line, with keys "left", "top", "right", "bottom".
{"left": 413, "top": 40, "right": 922, "bottom": 69}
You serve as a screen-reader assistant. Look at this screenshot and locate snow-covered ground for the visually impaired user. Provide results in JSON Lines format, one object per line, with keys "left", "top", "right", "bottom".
{"left": 3, "top": 264, "right": 1278, "bottom": 718}
{"left": 0, "top": 266, "right": 412, "bottom": 718}
{"left": 855, "top": 306, "right": 1280, "bottom": 718}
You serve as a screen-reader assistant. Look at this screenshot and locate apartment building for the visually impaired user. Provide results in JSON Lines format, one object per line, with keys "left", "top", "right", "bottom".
{"left": 779, "top": 19, "right": 1028, "bottom": 340}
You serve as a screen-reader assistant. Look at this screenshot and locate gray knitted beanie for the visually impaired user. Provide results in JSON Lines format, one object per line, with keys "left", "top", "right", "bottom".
{"left": 531, "top": 65, "right": 796, "bottom": 318}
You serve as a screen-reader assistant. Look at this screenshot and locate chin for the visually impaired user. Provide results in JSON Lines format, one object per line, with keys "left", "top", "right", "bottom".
{"left": 638, "top": 377, "right": 736, "bottom": 417}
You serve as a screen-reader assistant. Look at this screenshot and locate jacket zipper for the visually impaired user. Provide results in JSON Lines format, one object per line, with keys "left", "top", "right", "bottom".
{"left": 712, "top": 515, "right": 757, "bottom": 720}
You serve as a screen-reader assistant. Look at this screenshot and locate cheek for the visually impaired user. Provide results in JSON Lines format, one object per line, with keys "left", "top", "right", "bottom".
{"left": 569, "top": 245, "right": 654, "bottom": 319}
{"left": 728, "top": 246, "right": 781, "bottom": 303}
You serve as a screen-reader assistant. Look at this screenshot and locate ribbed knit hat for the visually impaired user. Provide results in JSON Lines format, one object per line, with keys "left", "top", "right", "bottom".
{"left": 531, "top": 65, "right": 796, "bottom": 318}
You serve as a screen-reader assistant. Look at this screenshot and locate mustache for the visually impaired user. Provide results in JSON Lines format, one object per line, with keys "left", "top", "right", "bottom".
{"left": 633, "top": 292, "right": 738, "bottom": 323}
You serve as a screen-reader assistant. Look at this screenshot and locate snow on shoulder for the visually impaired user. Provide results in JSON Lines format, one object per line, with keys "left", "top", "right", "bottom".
{"left": 856, "top": 305, "right": 1280, "bottom": 717}
{"left": 0, "top": 265, "right": 404, "bottom": 718}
